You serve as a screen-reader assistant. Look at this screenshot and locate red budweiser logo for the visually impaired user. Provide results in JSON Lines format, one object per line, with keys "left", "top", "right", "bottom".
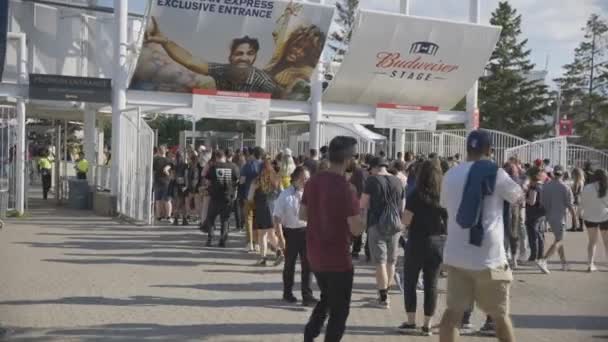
{"left": 376, "top": 52, "right": 459, "bottom": 73}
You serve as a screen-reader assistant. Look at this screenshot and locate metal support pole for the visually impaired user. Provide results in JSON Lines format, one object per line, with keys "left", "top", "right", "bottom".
{"left": 310, "top": 63, "right": 323, "bottom": 151}
{"left": 394, "top": 0, "right": 410, "bottom": 156}
{"left": 111, "top": 0, "right": 128, "bottom": 196}
{"left": 84, "top": 108, "right": 97, "bottom": 182}
{"left": 466, "top": 0, "right": 480, "bottom": 131}
{"left": 256, "top": 120, "right": 267, "bottom": 149}
{"left": 54, "top": 122, "right": 61, "bottom": 202}
{"left": 10, "top": 32, "right": 28, "bottom": 215}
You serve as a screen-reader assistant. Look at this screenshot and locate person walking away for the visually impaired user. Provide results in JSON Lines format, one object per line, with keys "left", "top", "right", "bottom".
{"left": 535, "top": 165, "right": 578, "bottom": 274}
{"left": 580, "top": 169, "right": 608, "bottom": 272}
{"left": 439, "top": 130, "right": 523, "bottom": 342}
{"left": 172, "top": 151, "right": 189, "bottom": 225}
{"left": 303, "top": 149, "right": 320, "bottom": 175}
{"left": 201, "top": 150, "right": 239, "bottom": 247}
{"left": 301, "top": 136, "right": 363, "bottom": 342}
{"left": 274, "top": 166, "right": 318, "bottom": 305}
{"left": 525, "top": 167, "right": 546, "bottom": 263}
{"left": 280, "top": 148, "right": 296, "bottom": 189}
{"left": 360, "top": 156, "right": 404, "bottom": 309}
{"left": 350, "top": 155, "right": 369, "bottom": 260}
{"left": 397, "top": 159, "right": 447, "bottom": 336}
{"left": 186, "top": 150, "right": 201, "bottom": 223}
{"left": 38, "top": 150, "right": 53, "bottom": 200}
{"left": 153, "top": 145, "right": 173, "bottom": 222}
{"left": 241, "top": 147, "right": 264, "bottom": 252}
{"left": 569, "top": 168, "right": 585, "bottom": 232}
{"left": 250, "top": 158, "right": 282, "bottom": 265}
{"left": 74, "top": 152, "right": 89, "bottom": 180}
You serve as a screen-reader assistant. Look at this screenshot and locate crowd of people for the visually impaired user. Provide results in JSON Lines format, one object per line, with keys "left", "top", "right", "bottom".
{"left": 150, "top": 131, "right": 608, "bottom": 341}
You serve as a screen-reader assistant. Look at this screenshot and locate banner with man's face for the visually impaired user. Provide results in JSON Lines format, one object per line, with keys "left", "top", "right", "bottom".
{"left": 130, "top": 0, "right": 334, "bottom": 101}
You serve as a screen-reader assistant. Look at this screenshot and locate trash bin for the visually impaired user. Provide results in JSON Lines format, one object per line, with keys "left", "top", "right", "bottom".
{"left": 68, "top": 179, "right": 92, "bottom": 210}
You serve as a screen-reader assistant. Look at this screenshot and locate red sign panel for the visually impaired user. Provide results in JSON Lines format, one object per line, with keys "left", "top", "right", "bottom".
{"left": 472, "top": 108, "right": 480, "bottom": 130}
{"left": 559, "top": 119, "right": 573, "bottom": 136}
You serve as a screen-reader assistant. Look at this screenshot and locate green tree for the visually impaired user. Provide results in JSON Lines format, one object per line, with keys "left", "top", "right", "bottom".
{"left": 555, "top": 14, "right": 608, "bottom": 148}
{"left": 479, "top": 1, "right": 551, "bottom": 139}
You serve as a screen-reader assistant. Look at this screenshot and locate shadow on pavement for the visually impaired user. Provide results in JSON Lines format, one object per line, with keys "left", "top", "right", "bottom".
{"left": 512, "top": 314, "right": 608, "bottom": 330}
{"left": 5, "top": 322, "right": 392, "bottom": 341}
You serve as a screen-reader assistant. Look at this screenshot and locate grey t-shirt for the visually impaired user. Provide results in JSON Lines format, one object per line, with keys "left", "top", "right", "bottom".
{"left": 541, "top": 179, "right": 573, "bottom": 224}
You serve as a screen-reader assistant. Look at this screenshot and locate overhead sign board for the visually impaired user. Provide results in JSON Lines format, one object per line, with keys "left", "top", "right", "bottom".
{"left": 324, "top": 10, "right": 501, "bottom": 109}
{"left": 375, "top": 104, "right": 439, "bottom": 130}
{"left": 130, "top": 0, "right": 334, "bottom": 101}
{"left": 28, "top": 74, "right": 112, "bottom": 103}
{"left": 559, "top": 118, "right": 573, "bottom": 136}
{"left": 192, "top": 89, "right": 270, "bottom": 121}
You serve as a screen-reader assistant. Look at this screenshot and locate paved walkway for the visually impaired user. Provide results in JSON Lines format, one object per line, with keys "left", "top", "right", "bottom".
{"left": 0, "top": 198, "right": 607, "bottom": 341}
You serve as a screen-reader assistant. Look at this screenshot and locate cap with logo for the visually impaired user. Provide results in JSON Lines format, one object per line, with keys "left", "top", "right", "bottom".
{"left": 466, "top": 130, "right": 492, "bottom": 153}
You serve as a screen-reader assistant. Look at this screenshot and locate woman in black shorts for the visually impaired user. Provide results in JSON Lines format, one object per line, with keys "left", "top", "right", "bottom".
{"left": 580, "top": 169, "right": 608, "bottom": 272}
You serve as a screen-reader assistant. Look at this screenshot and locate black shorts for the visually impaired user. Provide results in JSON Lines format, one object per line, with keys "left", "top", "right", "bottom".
{"left": 154, "top": 183, "right": 171, "bottom": 201}
{"left": 584, "top": 219, "right": 608, "bottom": 230}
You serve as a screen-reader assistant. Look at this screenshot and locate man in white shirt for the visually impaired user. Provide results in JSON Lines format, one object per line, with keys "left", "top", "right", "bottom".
{"left": 274, "top": 166, "right": 318, "bottom": 306}
{"left": 439, "top": 131, "right": 524, "bottom": 342}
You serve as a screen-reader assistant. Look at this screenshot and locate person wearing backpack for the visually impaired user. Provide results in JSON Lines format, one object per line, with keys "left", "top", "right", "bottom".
{"left": 201, "top": 150, "right": 240, "bottom": 247}
{"left": 360, "top": 156, "right": 405, "bottom": 309}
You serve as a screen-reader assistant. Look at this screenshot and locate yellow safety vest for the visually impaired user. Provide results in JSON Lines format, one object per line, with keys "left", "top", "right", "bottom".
{"left": 38, "top": 158, "right": 52, "bottom": 170}
{"left": 76, "top": 159, "right": 89, "bottom": 173}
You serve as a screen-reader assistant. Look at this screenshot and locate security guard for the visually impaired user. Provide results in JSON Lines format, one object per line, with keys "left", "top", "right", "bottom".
{"left": 38, "top": 150, "right": 53, "bottom": 200}
{"left": 75, "top": 152, "right": 89, "bottom": 180}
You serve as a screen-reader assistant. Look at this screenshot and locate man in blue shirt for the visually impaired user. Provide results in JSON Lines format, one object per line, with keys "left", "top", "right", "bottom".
{"left": 240, "top": 146, "right": 264, "bottom": 251}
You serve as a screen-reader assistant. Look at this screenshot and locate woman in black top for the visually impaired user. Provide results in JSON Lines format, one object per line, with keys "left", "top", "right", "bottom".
{"left": 525, "top": 166, "right": 546, "bottom": 262}
{"left": 397, "top": 159, "right": 447, "bottom": 336}
{"left": 172, "top": 151, "right": 189, "bottom": 225}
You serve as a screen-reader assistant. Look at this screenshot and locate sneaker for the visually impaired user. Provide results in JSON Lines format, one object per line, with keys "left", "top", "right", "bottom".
{"left": 302, "top": 296, "right": 319, "bottom": 307}
{"left": 397, "top": 322, "right": 417, "bottom": 334}
{"left": 182, "top": 218, "right": 189, "bottom": 226}
{"left": 561, "top": 263, "right": 570, "bottom": 272}
{"left": 282, "top": 294, "right": 298, "bottom": 303}
{"left": 218, "top": 240, "right": 226, "bottom": 248}
{"left": 376, "top": 297, "right": 390, "bottom": 309}
{"left": 256, "top": 258, "right": 268, "bottom": 266}
{"left": 479, "top": 322, "right": 496, "bottom": 336}
{"left": 421, "top": 326, "right": 432, "bottom": 336}
{"left": 173, "top": 218, "right": 179, "bottom": 226}
{"left": 536, "top": 259, "right": 551, "bottom": 274}
{"left": 459, "top": 323, "right": 475, "bottom": 335}
{"left": 167, "top": 217, "right": 175, "bottom": 224}
{"left": 274, "top": 253, "right": 284, "bottom": 266}
{"left": 588, "top": 264, "right": 598, "bottom": 272}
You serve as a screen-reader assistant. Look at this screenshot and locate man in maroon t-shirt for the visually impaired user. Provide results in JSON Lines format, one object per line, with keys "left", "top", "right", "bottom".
{"left": 300, "top": 136, "right": 364, "bottom": 342}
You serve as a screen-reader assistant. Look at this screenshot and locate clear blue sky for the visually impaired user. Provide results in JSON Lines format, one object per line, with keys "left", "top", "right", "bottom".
{"left": 100, "top": 0, "right": 608, "bottom": 86}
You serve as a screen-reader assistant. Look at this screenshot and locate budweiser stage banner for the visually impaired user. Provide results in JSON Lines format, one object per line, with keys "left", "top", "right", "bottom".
{"left": 130, "top": 0, "right": 334, "bottom": 101}
{"left": 324, "top": 10, "right": 501, "bottom": 110}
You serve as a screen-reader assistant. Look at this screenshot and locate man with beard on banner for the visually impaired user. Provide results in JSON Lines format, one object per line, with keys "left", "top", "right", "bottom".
{"left": 144, "top": 17, "right": 282, "bottom": 97}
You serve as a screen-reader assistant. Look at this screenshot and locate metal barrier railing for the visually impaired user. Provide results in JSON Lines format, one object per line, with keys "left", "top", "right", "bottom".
{"left": 94, "top": 165, "right": 112, "bottom": 191}
{"left": 567, "top": 144, "right": 608, "bottom": 171}
{"left": 505, "top": 137, "right": 568, "bottom": 167}
{"left": 118, "top": 108, "right": 154, "bottom": 225}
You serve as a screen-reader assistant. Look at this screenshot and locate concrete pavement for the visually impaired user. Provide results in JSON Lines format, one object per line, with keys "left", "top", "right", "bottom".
{"left": 0, "top": 198, "right": 607, "bottom": 341}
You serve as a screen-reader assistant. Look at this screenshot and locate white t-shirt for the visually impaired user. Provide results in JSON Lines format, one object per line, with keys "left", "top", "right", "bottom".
{"left": 441, "top": 161, "right": 524, "bottom": 271}
{"left": 580, "top": 183, "right": 608, "bottom": 223}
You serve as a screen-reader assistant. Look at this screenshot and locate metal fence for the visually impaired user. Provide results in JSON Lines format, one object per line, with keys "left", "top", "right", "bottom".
{"left": 480, "top": 129, "right": 530, "bottom": 164}
{"left": 567, "top": 144, "right": 608, "bottom": 171}
{"left": 94, "top": 165, "right": 112, "bottom": 191}
{"left": 266, "top": 122, "right": 309, "bottom": 157}
{"left": 118, "top": 108, "right": 154, "bottom": 224}
{"left": 0, "top": 105, "right": 16, "bottom": 216}
{"left": 504, "top": 137, "right": 568, "bottom": 167}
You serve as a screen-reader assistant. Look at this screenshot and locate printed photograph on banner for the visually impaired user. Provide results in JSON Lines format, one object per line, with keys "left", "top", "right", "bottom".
{"left": 129, "top": 0, "right": 334, "bottom": 101}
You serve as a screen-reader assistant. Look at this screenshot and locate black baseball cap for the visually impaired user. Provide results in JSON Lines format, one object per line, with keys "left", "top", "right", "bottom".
{"left": 369, "top": 156, "right": 389, "bottom": 169}
{"left": 467, "top": 130, "right": 492, "bottom": 153}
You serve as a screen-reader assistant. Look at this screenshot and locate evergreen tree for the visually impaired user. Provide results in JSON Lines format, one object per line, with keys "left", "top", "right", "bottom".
{"left": 555, "top": 14, "right": 608, "bottom": 148}
{"left": 479, "top": 1, "right": 550, "bottom": 139}
{"left": 326, "top": 0, "right": 359, "bottom": 63}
